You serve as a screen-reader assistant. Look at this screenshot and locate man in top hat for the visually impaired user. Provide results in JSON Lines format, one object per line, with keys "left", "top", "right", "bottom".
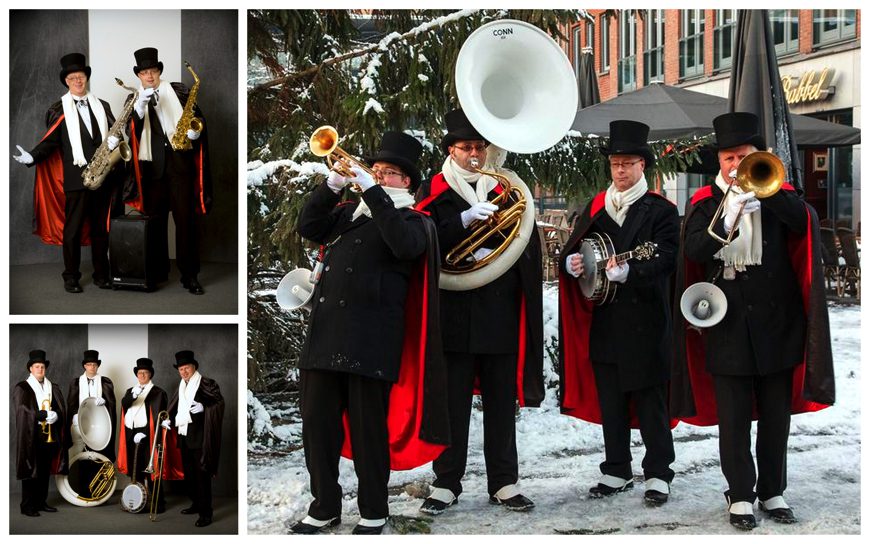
{"left": 162, "top": 350, "right": 224, "bottom": 527}
{"left": 415, "top": 109, "right": 543, "bottom": 515}
{"left": 672, "top": 111, "right": 834, "bottom": 529}
{"left": 12, "top": 52, "right": 123, "bottom": 293}
{"left": 13, "top": 350, "right": 68, "bottom": 516}
{"left": 67, "top": 349, "right": 116, "bottom": 461}
{"left": 560, "top": 120, "right": 679, "bottom": 505}
{"left": 290, "top": 131, "right": 448, "bottom": 535}
{"left": 118, "top": 358, "right": 171, "bottom": 513}
{"left": 125, "top": 47, "right": 213, "bottom": 295}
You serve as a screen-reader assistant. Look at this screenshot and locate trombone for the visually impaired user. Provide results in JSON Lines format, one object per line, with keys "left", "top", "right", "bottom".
{"left": 146, "top": 410, "right": 170, "bottom": 521}
{"left": 706, "top": 150, "right": 784, "bottom": 245}
{"left": 309, "top": 125, "right": 378, "bottom": 192}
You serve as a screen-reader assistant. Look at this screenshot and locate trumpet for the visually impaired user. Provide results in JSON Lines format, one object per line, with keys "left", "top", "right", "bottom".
{"left": 309, "top": 125, "right": 378, "bottom": 192}
{"left": 148, "top": 411, "right": 170, "bottom": 521}
{"left": 40, "top": 398, "right": 54, "bottom": 443}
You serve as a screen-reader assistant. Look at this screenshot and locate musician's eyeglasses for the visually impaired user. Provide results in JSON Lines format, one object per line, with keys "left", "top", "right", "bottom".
{"left": 609, "top": 159, "right": 643, "bottom": 170}
{"left": 453, "top": 143, "right": 487, "bottom": 153}
{"left": 372, "top": 168, "right": 404, "bottom": 179}
{"left": 65, "top": 75, "right": 87, "bottom": 83}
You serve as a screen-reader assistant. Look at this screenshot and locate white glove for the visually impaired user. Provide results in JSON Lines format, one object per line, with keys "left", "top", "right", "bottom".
{"left": 189, "top": 401, "right": 204, "bottom": 414}
{"left": 107, "top": 135, "right": 120, "bottom": 151}
{"left": 186, "top": 128, "right": 201, "bottom": 141}
{"left": 134, "top": 432, "right": 147, "bottom": 444}
{"left": 326, "top": 169, "right": 350, "bottom": 193}
{"left": 460, "top": 202, "right": 499, "bottom": 228}
{"left": 134, "top": 88, "right": 155, "bottom": 118}
{"left": 350, "top": 165, "right": 376, "bottom": 191}
{"left": 13, "top": 145, "right": 33, "bottom": 165}
{"left": 72, "top": 414, "right": 79, "bottom": 427}
{"left": 605, "top": 258, "right": 629, "bottom": 284}
{"left": 132, "top": 385, "right": 143, "bottom": 399}
{"left": 95, "top": 397, "right": 106, "bottom": 406}
{"left": 566, "top": 252, "right": 584, "bottom": 278}
{"left": 161, "top": 419, "right": 171, "bottom": 430}
{"left": 472, "top": 247, "right": 494, "bottom": 262}
{"left": 46, "top": 411, "right": 58, "bottom": 425}
{"left": 723, "top": 191, "right": 761, "bottom": 233}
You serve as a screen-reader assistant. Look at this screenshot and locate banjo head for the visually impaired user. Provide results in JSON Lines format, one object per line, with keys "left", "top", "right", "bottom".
{"left": 121, "top": 482, "right": 148, "bottom": 513}
{"left": 577, "top": 232, "right": 615, "bottom": 301}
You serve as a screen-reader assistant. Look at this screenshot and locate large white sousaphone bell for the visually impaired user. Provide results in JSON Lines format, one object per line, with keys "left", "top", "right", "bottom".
{"left": 680, "top": 282, "right": 728, "bottom": 328}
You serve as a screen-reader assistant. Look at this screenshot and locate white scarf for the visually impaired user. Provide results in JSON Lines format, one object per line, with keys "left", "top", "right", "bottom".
{"left": 174, "top": 371, "right": 202, "bottom": 437}
{"left": 138, "top": 80, "right": 184, "bottom": 162}
{"left": 78, "top": 373, "right": 104, "bottom": 407}
{"left": 604, "top": 174, "right": 649, "bottom": 226}
{"left": 27, "top": 374, "right": 53, "bottom": 409}
{"left": 124, "top": 382, "right": 153, "bottom": 429}
{"left": 61, "top": 92, "right": 109, "bottom": 167}
{"left": 352, "top": 186, "right": 416, "bottom": 221}
{"left": 714, "top": 173, "right": 764, "bottom": 271}
{"left": 441, "top": 156, "right": 498, "bottom": 206}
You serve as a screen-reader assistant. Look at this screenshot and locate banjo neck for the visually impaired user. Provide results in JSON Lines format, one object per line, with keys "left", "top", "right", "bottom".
{"left": 595, "top": 249, "right": 638, "bottom": 271}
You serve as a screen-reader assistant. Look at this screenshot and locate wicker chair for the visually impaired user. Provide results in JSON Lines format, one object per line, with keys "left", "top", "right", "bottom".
{"left": 836, "top": 227, "right": 861, "bottom": 300}
{"left": 819, "top": 227, "right": 844, "bottom": 297}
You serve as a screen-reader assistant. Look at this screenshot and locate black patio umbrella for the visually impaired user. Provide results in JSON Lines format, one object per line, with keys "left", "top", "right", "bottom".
{"left": 577, "top": 47, "right": 600, "bottom": 109}
{"left": 729, "top": 10, "right": 803, "bottom": 191}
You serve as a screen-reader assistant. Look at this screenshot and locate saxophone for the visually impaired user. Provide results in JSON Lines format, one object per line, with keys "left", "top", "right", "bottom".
{"left": 82, "top": 78, "right": 138, "bottom": 190}
{"left": 169, "top": 61, "right": 203, "bottom": 151}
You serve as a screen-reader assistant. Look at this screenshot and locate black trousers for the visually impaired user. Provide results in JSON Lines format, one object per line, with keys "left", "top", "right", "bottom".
{"left": 433, "top": 352, "right": 518, "bottom": 497}
{"left": 180, "top": 442, "right": 212, "bottom": 518}
{"left": 20, "top": 439, "right": 58, "bottom": 513}
{"left": 63, "top": 187, "right": 112, "bottom": 282}
{"left": 713, "top": 368, "right": 794, "bottom": 504}
{"left": 592, "top": 363, "right": 675, "bottom": 482}
{"left": 126, "top": 427, "right": 165, "bottom": 510}
{"left": 142, "top": 153, "right": 200, "bottom": 280}
{"left": 301, "top": 369, "right": 392, "bottom": 520}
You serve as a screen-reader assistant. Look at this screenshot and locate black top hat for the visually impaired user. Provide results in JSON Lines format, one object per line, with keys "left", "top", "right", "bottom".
{"left": 712, "top": 112, "right": 766, "bottom": 151}
{"left": 133, "top": 358, "right": 155, "bottom": 378}
{"left": 364, "top": 132, "right": 424, "bottom": 192}
{"left": 133, "top": 47, "right": 164, "bottom": 76}
{"left": 173, "top": 350, "right": 199, "bottom": 370}
{"left": 599, "top": 120, "right": 656, "bottom": 168}
{"left": 59, "top": 52, "right": 91, "bottom": 88}
{"left": 440, "top": 109, "right": 488, "bottom": 153}
{"left": 28, "top": 349, "right": 49, "bottom": 370}
{"left": 82, "top": 350, "right": 101, "bottom": 367}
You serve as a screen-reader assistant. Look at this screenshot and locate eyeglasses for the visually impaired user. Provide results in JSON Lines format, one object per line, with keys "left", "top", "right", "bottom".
{"left": 609, "top": 159, "right": 643, "bottom": 170}
{"left": 65, "top": 75, "right": 86, "bottom": 83}
{"left": 452, "top": 143, "right": 487, "bottom": 153}
{"left": 371, "top": 168, "right": 404, "bottom": 179}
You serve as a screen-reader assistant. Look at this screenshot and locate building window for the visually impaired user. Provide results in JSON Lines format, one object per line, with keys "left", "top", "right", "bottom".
{"left": 600, "top": 14, "right": 610, "bottom": 72}
{"left": 573, "top": 25, "right": 583, "bottom": 81}
{"left": 813, "top": 9, "right": 857, "bottom": 46}
{"left": 679, "top": 9, "right": 705, "bottom": 79}
{"left": 771, "top": 10, "right": 800, "bottom": 56}
{"left": 713, "top": 9, "right": 737, "bottom": 71}
{"left": 643, "top": 9, "right": 665, "bottom": 85}
{"left": 617, "top": 10, "right": 637, "bottom": 93}
{"left": 586, "top": 19, "right": 595, "bottom": 49}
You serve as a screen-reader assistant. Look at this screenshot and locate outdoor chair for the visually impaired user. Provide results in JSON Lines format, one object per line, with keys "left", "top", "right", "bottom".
{"left": 819, "top": 227, "right": 844, "bottom": 297}
{"left": 836, "top": 227, "right": 861, "bottom": 300}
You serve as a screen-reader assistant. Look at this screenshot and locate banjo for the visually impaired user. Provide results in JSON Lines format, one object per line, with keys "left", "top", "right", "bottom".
{"left": 121, "top": 439, "right": 148, "bottom": 513}
{"left": 577, "top": 232, "right": 658, "bottom": 304}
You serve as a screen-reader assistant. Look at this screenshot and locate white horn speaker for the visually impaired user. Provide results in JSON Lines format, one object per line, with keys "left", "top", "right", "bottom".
{"left": 680, "top": 282, "right": 728, "bottom": 328}
{"left": 276, "top": 268, "right": 316, "bottom": 311}
{"left": 455, "top": 19, "right": 578, "bottom": 154}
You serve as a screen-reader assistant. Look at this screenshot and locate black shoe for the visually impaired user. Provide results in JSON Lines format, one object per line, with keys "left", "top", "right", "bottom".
{"left": 39, "top": 505, "right": 58, "bottom": 513}
{"left": 644, "top": 490, "right": 669, "bottom": 506}
{"left": 760, "top": 503, "right": 797, "bottom": 524}
{"left": 489, "top": 494, "right": 535, "bottom": 511}
{"left": 184, "top": 278, "right": 205, "bottom": 295}
{"left": 156, "top": 504, "right": 166, "bottom": 514}
{"left": 64, "top": 279, "right": 83, "bottom": 293}
{"left": 289, "top": 517, "right": 340, "bottom": 534}
{"left": 22, "top": 510, "right": 40, "bottom": 517}
{"left": 419, "top": 497, "right": 457, "bottom": 515}
{"left": 195, "top": 517, "right": 212, "bottom": 527}
{"left": 589, "top": 480, "right": 634, "bottom": 498}
{"left": 181, "top": 506, "right": 199, "bottom": 515}
{"left": 730, "top": 513, "right": 757, "bottom": 530}
{"left": 94, "top": 278, "right": 112, "bottom": 289}
{"left": 352, "top": 522, "right": 386, "bottom": 535}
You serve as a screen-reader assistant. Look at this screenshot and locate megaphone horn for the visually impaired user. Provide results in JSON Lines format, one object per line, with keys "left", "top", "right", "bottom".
{"left": 680, "top": 282, "right": 728, "bottom": 329}
{"left": 276, "top": 268, "right": 316, "bottom": 311}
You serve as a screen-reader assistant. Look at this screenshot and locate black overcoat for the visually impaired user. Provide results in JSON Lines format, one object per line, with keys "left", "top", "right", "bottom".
{"left": 14, "top": 380, "right": 69, "bottom": 479}
{"left": 167, "top": 375, "right": 224, "bottom": 476}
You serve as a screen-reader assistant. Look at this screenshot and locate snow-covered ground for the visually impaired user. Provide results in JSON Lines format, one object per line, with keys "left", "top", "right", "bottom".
{"left": 248, "top": 295, "right": 861, "bottom": 535}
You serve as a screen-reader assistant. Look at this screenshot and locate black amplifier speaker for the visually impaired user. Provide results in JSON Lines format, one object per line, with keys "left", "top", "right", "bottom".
{"left": 109, "top": 213, "right": 168, "bottom": 291}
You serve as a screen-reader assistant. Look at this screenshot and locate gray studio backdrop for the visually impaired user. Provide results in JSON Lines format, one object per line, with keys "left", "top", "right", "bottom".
{"left": 8, "top": 9, "right": 237, "bottom": 266}
{"left": 9, "top": 323, "right": 238, "bottom": 499}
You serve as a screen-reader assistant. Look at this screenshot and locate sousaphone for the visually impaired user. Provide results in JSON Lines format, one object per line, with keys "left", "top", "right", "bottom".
{"left": 56, "top": 398, "right": 117, "bottom": 506}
